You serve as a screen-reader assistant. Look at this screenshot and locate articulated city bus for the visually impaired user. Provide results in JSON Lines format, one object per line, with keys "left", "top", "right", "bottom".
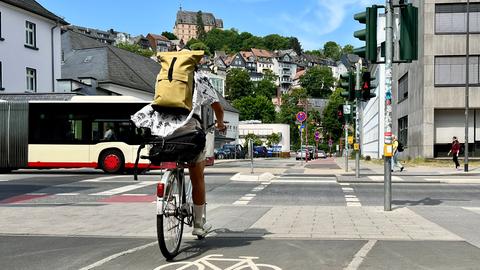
{"left": 0, "top": 95, "right": 215, "bottom": 173}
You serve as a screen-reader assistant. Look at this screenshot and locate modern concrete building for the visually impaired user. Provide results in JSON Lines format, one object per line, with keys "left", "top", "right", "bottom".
{"left": 238, "top": 123, "right": 291, "bottom": 153}
{"left": 393, "top": 0, "right": 480, "bottom": 158}
{"left": 0, "top": 0, "right": 67, "bottom": 93}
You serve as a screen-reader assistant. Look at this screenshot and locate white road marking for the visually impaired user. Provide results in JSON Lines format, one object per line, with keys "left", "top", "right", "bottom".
{"left": 425, "top": 178, "right": 480, "bottom": 184}
{"left": 233, "top": 200, "right": 249, "bottom": 205}
{"left": 90, "top": 182, "right": 155, "bottom": 196}
{"left": 81, "top": 175, "right": 126, "bottom": 182}
{"left": 368, "top": 176, "right": 403, "bottom": 181}
{"left": 56, "top": 193, "right": 80, "bottom": 196}
{"left": 25, "top": 193, "right": 48, "bottom": 196}
{"left": 344, "top": 240, "right": 377, "bottom": 270}
{"left": 342, "top": 187, "right": 354, "bottom": 192}
{"left": 339, "top": 183, "right": 351, "bottom": 186}
{"left": 78, "top": 241, "right": 157, "bottom": 270}
{"left": 271, "top": 179, "right": 337, "bottom": 184}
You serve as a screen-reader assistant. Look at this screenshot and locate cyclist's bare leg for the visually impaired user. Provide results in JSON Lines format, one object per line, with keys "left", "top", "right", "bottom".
{"left": 189, "top": 160, "right": 205, "bottom": 205}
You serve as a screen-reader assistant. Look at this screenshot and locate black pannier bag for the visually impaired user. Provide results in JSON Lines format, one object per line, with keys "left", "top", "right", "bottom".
{"left": 148, "top": 128, "right": 206, "bottom": 164}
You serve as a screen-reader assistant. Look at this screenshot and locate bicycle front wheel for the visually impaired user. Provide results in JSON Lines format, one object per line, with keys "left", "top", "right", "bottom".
{"left": 157, "top": 170, "right": 185, "bottom": 260}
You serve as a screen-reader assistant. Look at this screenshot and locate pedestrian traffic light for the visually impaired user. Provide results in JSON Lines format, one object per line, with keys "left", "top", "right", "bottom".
{"left": 337, "top": 105, "right": 344, "bottom": 122}
{"left": 400, "top": 3, "right": 418, "bottom": 61}
{"left": 353, "top": 6, "right": 378, "bottom": 62}
{"left": 361, "top": 71, "right": 376, "bottom": 101}
{"left": 340, "top": 72, "right": 355, "bottom": 102}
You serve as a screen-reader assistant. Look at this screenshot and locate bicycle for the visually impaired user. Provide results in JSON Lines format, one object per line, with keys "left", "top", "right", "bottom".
{"left": 133, "top": 126, "right": 214, "bottom": 260}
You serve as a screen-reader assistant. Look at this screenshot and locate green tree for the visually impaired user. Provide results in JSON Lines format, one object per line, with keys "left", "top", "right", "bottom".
{"left": 232, "top": 95, "right": 276, "bottom": 123}
{"left": 266, "top": 132, "right": 281, "bottom": 147}
{"left": 263, "top": 34, "right": 290, "bottom": 51}
{"left": 300, "top": 66, "right": 335, "bottom": 98}
{"left": 304, "top": 50, "right": 324, "bottom": 58}
{"left": 161, "top": 31, "right": 177, "bottom": 40}
{"left": 225, "top": 68, "right": 254, "bottom": 101}
{"left": 116, "top": 42, "right": 154, "bottom": 58}
{"left": 196, "top": 11, "right": 207, "bottom": 40}
{"left": 189, "top": 41, "right": 211, "bottom": 55}
{"left": 289, "top": 37, "right": 302, "bottom": 55}
{"left": 255, "top": 79, "right": 277, "bottom": 98}
{"left": 276, "top": 88, "right": 308, "bottom": 149}
{"left": 322, "top": 88, "right": 345, "bottom": 142}
{"left": 243, "top": 133, "right": 263, "bottom": 147}
{"left": 241, "top": 36, "right": 266, "bottom": 50}
{"left": 323, "top": 41, "right": 342, "bottom": 60}
{"left": 342, "top": 44, "right": 354, "bottom": 55}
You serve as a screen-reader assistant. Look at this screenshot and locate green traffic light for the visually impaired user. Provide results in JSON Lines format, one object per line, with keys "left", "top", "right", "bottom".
{"left": 353, "top": 6, "right": 378, "bottom": 62}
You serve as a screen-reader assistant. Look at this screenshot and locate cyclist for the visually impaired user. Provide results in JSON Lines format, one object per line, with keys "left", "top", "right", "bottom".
{"left": 132, "top": 70, "right": 226, "bottom": 237}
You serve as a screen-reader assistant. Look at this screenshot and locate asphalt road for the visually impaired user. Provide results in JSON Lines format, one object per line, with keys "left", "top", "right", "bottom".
{"left": 1, "top": 159, "right": 480, "bottom": 270}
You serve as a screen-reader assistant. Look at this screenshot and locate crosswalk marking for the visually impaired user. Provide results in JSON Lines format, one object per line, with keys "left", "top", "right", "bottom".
{"left": 425, "top": 178, "right": 480, "bottom": 184}
{"left": 81, "top": 175, "right": 126, "bottom": 182}
{"left": 368, "top": 175, "right": 403, "bottom": 181}
{"left": 90, "top": 182, "right": 155, "bottom": 196}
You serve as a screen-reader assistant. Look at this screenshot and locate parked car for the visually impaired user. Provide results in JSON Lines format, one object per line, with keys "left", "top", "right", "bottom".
{"left": 253, "top": 146, "right": 268, "bottom": 158}
{"left": 296, "top": 150, "right": 311, "bottom": 160}
{"left": 222, "top": 144, "right": 246, "bottom": 159}
{"left": 317, "top": 150, "right": 327, "bottom": 159}
{"left": 214, "top": 148, "right": 228, "bottom": 159}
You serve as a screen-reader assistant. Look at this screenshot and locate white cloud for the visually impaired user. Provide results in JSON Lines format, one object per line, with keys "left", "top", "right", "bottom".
{"left": 264, "top": 0, "right": 379, "bottom": 49}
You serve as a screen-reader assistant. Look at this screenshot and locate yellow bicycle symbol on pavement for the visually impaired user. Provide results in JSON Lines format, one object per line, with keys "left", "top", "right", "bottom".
{"left": 154, "top": 254, "right": 282, "bottom": 270}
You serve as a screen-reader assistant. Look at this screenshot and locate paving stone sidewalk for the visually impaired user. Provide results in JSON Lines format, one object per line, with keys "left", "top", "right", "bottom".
{"left": 0, "top": 203, "right": 464, "bottom": 243}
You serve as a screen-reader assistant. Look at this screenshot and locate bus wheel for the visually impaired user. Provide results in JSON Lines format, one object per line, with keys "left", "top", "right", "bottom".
{"left": 100, "top": 150, "right": 125, "bottom": 174}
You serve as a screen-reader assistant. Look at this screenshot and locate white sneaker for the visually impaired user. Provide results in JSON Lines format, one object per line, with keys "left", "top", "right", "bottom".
{"left": 192, "top": 220, "right": 212, "bottom": 237}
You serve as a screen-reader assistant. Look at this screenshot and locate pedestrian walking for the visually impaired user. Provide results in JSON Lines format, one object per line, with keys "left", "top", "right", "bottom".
{"left": 391, "top": 135, "right": 404, "bottom": 172}
{"left": 447, "top": 136, "right": 461, "bottom": 170}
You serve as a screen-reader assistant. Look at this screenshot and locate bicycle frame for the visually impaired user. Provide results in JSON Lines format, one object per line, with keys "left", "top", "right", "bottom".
{"left": 156, "top": 166, "right": 194, "bottom": 227}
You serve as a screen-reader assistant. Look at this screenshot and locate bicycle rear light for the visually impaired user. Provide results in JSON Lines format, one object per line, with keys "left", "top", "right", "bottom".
{"left": 157, "top": 183, "right": 165, "bottom": 197}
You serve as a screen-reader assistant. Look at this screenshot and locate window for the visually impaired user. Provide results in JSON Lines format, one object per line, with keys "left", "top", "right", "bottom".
{"left": 26, "top": 68, "right": 36, "bottom": 92}
{"left": 398, "top": 73, "right": 408, "bottom": 102}
{"left": 435, "top": 56, "right": 479, "bottom": 86}
{"left": 435, "top": 3, "right": 480, "bottom": 33}
{"left": 25, "top": 21, "right": 37, "bottom": 48}
{"left": 398, "top": 116, "right": 408, "bottom": 146}
{"left": 0, "top": 61, "right": 3, "bottom": 90}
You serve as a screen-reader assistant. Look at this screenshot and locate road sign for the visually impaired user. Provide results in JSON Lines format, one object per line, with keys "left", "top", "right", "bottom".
{"left": 328, "top": 139, "right": 333, "bottom": 146}
{"left": 348, "top": 136, "right": 354, "bottom": 144}
{"left": 343, "top": 105, "right": 351, "bottom": 115}
{"left": 354, "top": 143, "right": 359, "bottom": 150}
{"left": 296, "top": 111, "right": 307, "bottom": 122}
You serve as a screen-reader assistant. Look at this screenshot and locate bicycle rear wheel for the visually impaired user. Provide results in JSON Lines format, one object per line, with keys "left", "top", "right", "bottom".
{"left": 157, "top": 170, "right": 185, "bottom": 260}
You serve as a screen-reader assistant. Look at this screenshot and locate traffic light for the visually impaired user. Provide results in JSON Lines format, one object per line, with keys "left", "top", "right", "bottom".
{"left": 340, "top": 72, "right": 355, "bottom": 102}
{"left": 400, "top": 3, "right": 418, "bottom": 61}
{"left": 337, "top": 105, "right": 344, "bottom": 122}
{"left": 361, "top": 71, "right": 376, "bottom": 101}
{"left": 353, "top": 6, "right": 378, "bottom": 62}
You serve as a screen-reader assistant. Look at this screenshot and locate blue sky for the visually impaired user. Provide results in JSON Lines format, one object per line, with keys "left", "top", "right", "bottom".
{"left": 38, "top": 0, "right": 380, "bottom": 50}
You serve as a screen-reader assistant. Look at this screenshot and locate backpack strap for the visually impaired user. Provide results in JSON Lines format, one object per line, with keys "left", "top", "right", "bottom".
{"left": 167, "top": 57, "right": 177, "bottom": 82}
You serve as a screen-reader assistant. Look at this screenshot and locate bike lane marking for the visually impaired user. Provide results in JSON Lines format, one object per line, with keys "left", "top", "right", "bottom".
{"left": 343, "top": 240, "right": 377, "bottom": 270}
{"left": 78, "top": 241, "right": 157, "bottom": 270}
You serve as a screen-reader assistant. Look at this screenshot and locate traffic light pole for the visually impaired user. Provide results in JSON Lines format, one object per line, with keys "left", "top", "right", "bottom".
{"left": 355, "top": 61, "right": 362, "bottom": 178}
{"left": 384, "top": 0, "right": 393, "bottom": 211}
{"left": 345, "top": 116, "right": 349, "bottom": 173}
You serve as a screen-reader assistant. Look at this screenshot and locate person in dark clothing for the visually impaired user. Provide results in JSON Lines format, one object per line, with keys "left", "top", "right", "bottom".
{"left": 448, "top": 136, "right": 461, "bottom": 169}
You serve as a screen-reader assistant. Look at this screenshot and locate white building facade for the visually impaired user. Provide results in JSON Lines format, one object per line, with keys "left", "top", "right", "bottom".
{"left": 360, "top": 14, "right": 386, "bottom": 159}
{"left": 0, "top": 0, "right": 66, "bottom": 93}
{"left": 238, "top": 123, "right": 291, "bottom": 153}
